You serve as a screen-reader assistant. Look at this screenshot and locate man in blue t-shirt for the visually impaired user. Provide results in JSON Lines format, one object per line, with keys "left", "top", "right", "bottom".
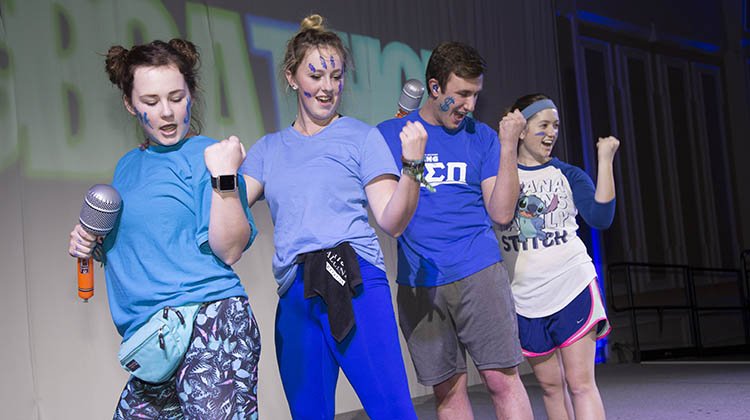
{"left": 377, "top": 42, "right": 533, "bottom": 419}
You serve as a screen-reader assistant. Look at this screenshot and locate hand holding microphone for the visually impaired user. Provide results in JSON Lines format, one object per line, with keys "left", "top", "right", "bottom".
{"left": 396, "top": 79, "right": 425, "bottom": 118}
{"left": 69, "top": 184, "right": 121, "bottom": 302}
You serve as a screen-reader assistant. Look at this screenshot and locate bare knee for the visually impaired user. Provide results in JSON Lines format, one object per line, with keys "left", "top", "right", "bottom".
{"left": 538, "top": 377, "right": 566, "bottom": 398}
{"left": 481, "top": 367, "right": 523, "bottom": 396}
{"left": 434, "top": 374, "right": 469, "bottom": 403}
{"left": 565, "top": 370, "right": 597, "bottom": 397}
{"left": 433, "top": 374, "right": 472, "bottom": 420}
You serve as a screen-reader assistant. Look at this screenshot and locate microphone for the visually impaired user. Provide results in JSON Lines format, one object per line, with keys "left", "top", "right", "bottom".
{"left": 396, "top": 79, "right": 425, "bottom": 118}
{"left": 77, "top": 184, "right": 121, "bottom": 302}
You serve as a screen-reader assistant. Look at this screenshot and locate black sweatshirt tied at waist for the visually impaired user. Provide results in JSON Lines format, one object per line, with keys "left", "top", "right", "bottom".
{"left": 296, "top": 242, "right": 363, "bottom": 342}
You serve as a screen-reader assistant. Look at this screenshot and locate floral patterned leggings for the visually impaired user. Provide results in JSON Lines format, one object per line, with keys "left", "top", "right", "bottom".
{"left": 113, "top": 297, "right": 261, "bottom": 420}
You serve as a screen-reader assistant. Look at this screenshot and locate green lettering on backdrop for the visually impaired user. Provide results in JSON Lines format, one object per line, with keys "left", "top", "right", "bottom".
{"left": 244, "top": 16, "right": 297, "bottom": 131}
{"left": 186, "top": 4, "right": 264, "bottom": 145}
{"left": 0, "top": 0, "right": 431, "bottom": 178}
{"left": 343, "top": 33, "right": 428, "bottom": 124}
{"left": 1, "top": 0, "right": 179, "bottom": 179}
{"left": 381, "top": 40, "right": 430, "bottom": 110}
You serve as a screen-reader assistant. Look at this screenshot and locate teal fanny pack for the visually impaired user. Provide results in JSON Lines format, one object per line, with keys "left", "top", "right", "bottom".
{"left": 118, "top": 302, "right": 201, "bottom": 384}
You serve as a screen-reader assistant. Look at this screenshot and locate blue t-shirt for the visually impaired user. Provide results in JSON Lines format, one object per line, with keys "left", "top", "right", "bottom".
{"left": 240, "top": 116, "right": 399, "bottom": 295}
{"left": 377, "top": 111, "right": 502, "bottom": 287}
{"left": 104, "top": 136, "right": 256, "bottom": 340}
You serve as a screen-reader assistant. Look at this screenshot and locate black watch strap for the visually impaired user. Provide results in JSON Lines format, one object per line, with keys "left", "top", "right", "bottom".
{"left": 211, "top": 174, "right": 238, "bottom": 192}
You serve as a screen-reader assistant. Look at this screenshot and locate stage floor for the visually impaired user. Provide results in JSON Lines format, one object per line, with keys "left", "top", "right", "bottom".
{"left": 337, "top": 362, "right": 750, "bottom": 419}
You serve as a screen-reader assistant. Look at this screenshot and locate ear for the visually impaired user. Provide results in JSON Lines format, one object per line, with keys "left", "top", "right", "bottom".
{"left": 123, "top": 95, "right": 136, "bottom": 116}
{"left": 428, "top": 78, "right": 440, "bottom": 98}
{"left": 285, "top": 69, "right": 297, "bottom": 90}
{"left": 519, "top": 127, "right": 528, "bottom": 141}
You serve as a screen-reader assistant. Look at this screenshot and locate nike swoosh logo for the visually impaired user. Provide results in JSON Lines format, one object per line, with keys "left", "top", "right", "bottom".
{"left": 576, "top": 318, "right": 585, "bottom": 324}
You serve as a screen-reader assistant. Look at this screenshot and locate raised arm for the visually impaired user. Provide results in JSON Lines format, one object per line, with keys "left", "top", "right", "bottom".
{"left": 366, "top": 121, "right": 428, "bottom": 237}
{"left": 204, "top": 135, "right": 251, "bottom": 265}
{"left": 482, "top": 110, "right": 525, "bottom": 225}
{"left": 594, "top": 136, "right": 620, "bottom": 203}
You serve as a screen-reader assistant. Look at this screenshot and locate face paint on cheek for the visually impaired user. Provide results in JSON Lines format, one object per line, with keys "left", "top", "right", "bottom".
{"left": 308, "top": 63, "right": 316, "bottom": 73}
{"left": 184, "top": 97, "right": 192, "bottom": 125}
{"left": 319, "top": 56, "right": 327, "bottom": 70}
{"left": 181, "top": 97, "right": 193, "bottom": 138}
{"left": 534, "top": 131, "right": 545, "bottom": 137}
{"left": 338, "top": 80, "right": 343, "bottom": 94}
{"left": 303, "top": 91, "right": 313, "bottom": 98}
{"left": 135, "top": 108, "right": 153, "bottom": 129}
{"left": 440, "top": 96, "right": 455, "bottom": 112}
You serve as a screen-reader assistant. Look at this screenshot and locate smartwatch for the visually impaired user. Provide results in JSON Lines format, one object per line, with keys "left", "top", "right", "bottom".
{"left": 210, "top": 174, "right": 237, "bottom": 192}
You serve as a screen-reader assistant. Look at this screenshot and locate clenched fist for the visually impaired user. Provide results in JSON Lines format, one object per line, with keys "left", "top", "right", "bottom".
{"left": 399, "top": 121, "right": 428, "bottom": 161}
{"left": 204, "top": 135, "right": 246, "bottom": 176}
{"left": 499, "top": 109, "right": 526, "bottom": 149}
{"left": 596, "top": 136, "right": 620, "bottom": 163}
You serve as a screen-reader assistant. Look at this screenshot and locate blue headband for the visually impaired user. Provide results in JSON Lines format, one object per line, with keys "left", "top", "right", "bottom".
{"left": 520, "top": 99, "right": 557, "bottom": 120}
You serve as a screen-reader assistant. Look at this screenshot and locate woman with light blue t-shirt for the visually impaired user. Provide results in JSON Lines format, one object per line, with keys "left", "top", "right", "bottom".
{"left": 68, "top": 39, "right": 260, "bottom": 419}
{"left": 237, "top": 14, "right": 427, "bottom": 420}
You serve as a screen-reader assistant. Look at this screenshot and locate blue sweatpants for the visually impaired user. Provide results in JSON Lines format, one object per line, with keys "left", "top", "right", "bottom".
{"left": 275, "top": 256, "right": 416, "bottom": 420}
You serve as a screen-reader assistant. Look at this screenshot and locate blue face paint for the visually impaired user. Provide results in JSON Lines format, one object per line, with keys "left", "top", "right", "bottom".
{"left": 181, "top": 96, "right": 193, "bottom": 139}
{"left": 303, "top": 91, "right": 312, "bottom": 98}
{"left": 319, "top": 56, "right": 327, "bottom": 70}
{"left": 534, "top": 131, "right": 545, "bottom": 137}
{"left": 440, "top": 96, "right": 455, "bottom": 112}
{"left": 135, "top": 108, "right": 153, "bottom": 128}
{"left": 308, "top": 63, "right": 316, "bottom": 73}
{"left": 330, "top": 56, "right": 336, "bottom": 68}
{"left": 184, "top": 96, "right": 192, "bottom": 125}
{"left": 338, "top": 81, "right": 343, "bottom": 94}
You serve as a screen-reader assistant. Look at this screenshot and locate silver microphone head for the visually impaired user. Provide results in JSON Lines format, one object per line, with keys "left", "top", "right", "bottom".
{"left": 398, "top": 79, "right": 425, "bottom": 112}
{"left": 79, "top": 184, "right": 122, "bottom": 236}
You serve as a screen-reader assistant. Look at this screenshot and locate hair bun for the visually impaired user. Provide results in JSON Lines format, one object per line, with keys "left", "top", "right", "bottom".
{"left": 168, "top": 38, "right": 200, "bottom": 67}
{"left": 104, "top": 45, "right": 129, "bottom": 87}
{"left": 300, "top": 14, "right": 325, "bottom": 32}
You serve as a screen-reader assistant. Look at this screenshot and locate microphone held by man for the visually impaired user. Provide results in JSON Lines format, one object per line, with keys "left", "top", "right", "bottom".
{"left": 396, "top": 79, "right": 425, "bottom": 118}
{"left": 69, "top": 184, "right": 122, "bottom": 302}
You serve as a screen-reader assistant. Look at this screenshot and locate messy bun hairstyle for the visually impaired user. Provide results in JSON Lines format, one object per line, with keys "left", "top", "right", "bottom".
{"left": 104, "top": 38, "right": 203, "bottom": 135}
{"left": 281, "top": 14, "right": 352, "bottom": 83}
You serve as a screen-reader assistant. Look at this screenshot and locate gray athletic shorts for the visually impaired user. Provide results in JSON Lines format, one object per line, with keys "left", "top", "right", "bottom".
{"left": 397, "top": 262, "right": 524, "bottom": 386}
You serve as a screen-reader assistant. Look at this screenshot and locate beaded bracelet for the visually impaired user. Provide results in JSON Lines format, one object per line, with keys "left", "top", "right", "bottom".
{"left": 401, "top": 157, "right": 436, "bottom": 192}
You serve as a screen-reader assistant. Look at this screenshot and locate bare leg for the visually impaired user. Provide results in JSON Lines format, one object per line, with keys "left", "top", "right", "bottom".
{"left": 556, "top": 351, "right": 575, "bottom": 419}
{"left": 479, "top": 366, "right": 533, "bottom": 420}
{"left": 560, "top": 329, "right": 606, "bottom": 419}
{"left": 434, "top": 373, "right": 474, "bottom": 420}
{"left": 528, "top": 352, "right": 572, "bottom": 420}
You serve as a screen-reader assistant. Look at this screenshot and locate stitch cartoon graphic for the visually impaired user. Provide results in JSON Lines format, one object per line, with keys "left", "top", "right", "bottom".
{"left": 515, "top": 189, "right": 559, "bottom": 242}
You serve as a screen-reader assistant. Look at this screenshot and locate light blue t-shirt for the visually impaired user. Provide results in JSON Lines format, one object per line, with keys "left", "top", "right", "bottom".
{"left": 377, "top": 111, "right": 502, "bottom": 287}
{"left": 104, "top": 136, "right": 256, "bottom": 340}
{"left": 240, "top": 117, "right": 398, "bottom": 295}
